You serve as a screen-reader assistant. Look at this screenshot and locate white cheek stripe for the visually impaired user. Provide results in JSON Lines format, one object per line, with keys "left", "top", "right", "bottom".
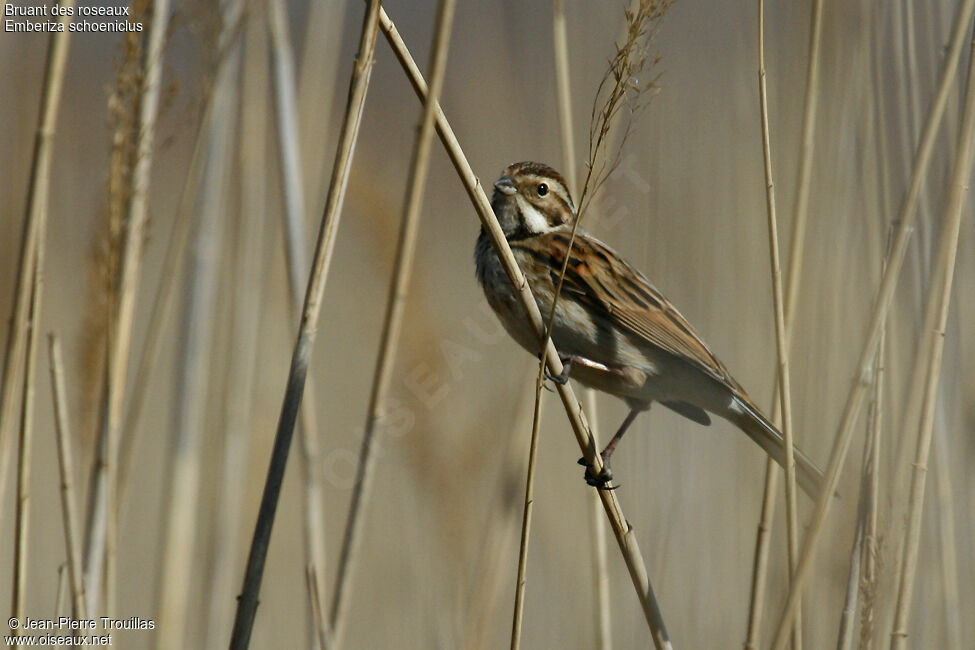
{"left": 516, "top": 196, "right": 553, "bottom": 234}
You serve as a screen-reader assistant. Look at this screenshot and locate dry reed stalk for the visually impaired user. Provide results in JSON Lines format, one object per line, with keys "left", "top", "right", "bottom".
{"left": 930, "top": 413, "right": 962, "bottom": 650}
{"left": 229, "top": 2, "right": 382, "bottom": 646}
{"left": 889, "top": 31, "right": 975, "bottom": 646}
{"left": 377, "top": 8, "right": 671, "bottom": 647}
{"left": 756, "top": 2, "right": 802, "bottom": 647}
{"left": 12, "top": 223, "right": 44, "bottom": 627}
{"left": 744, "top": 455, "right": 778, "bottom": 649}
{"left": 784, "top": 0, "right": 824, "bottom": 333}
{"left": 509, "top": 379, "right": 545, "bottom": 650}
{"left": 81, "top": 0, "right": 171, "bottom": 615}
{"left": 307, "top": 566, "right": 328, "bottom": 650}
{"left": 0, "top": 0, "right": 75, "bottom": 525}
{"left": 838, "top": 517, "right": 865, "bottom": 650}
{"left": 746, "top": 5, "right": 822, "bottom": 644}
{"left": 768, "top": 2, "right": 975, "bottom": 646}
{"left": 203, "top": 5, "right": 270, "bottom": 647}
{"left": 858, "top": 228, "right": 890, "bottom": 650}
{"left": 328, "top": 3, "right": 456, "bottom": 648}
{"left": 54, "top": 564, "right": 68, "bottom": 618}
{"left": 47, "top": 334, "right": 88, "bottom": 620}
{"left": 553, "top": 0, "right": 578, "bottom": 190}
{"left": 838, "top": 336, "right": 887, "bottom": 650}
{"left": 154, "top": 2, "right": 244, "bottom": 645}
{"left": 265, "top": 0, "right": 330, "bottom": 641}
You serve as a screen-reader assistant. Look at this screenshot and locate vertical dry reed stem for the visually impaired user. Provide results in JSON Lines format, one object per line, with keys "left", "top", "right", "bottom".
{"left": 745, "top": 2, "right": 822, "bottom": 643}
{"left": 757, "top": 1, "right": 802, "bottom": 647}
{"left": 859, "top": 227, "right": 890, "bottom": 650}
{"left": 12, "top": 223, "right": 44, "bottom": 626}
{"left": 265, "top": 0, "right": 330, "bottom": 641}
{"left": 204, "top": 5, "right": 270, "bottom": 647}
{"left": 0, "top": 0, "right": 74, "bottom": 524}
{"left": 154, "top": 2, "right": 244, "bottom": 646}
{"left": 889, "top": 31, "right": 975, "bottom": 648}
{"left": 229, "top": 2, "right": 382, "bottom": 647}
{"left": 769, "top": 2, "right": 975, "bottom": 647}
{"left": 47, "top": 334, "right": 88, "bottom": 620}
{"left": 784, "top": 0, "right": 824, "bottom": 333}
{"left": 84, "top": 0, "right": 171, "bottom": 615}
{"left": 837, "top": 516, "right": 864, "bottom": 650}
{"left": 931, "top": 417, "right": 961, "bottom": 650}
{"left": 377, "top": 8, "right": 671, "bottom": 647}
{"left": 329, "top": 3, "right": 456, "bottom": 647}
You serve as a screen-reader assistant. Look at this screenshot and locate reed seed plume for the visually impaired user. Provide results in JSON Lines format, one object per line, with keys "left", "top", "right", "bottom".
{"left": 578, "top": 0, "right": 672, "bottom": 221}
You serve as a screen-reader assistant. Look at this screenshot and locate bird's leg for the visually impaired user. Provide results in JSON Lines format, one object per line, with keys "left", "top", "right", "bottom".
{"left": 539, "top": 353, "right": 619, "bottom": 387}
{"left": 579, "top": 407, "right": 642, "bottom": 489}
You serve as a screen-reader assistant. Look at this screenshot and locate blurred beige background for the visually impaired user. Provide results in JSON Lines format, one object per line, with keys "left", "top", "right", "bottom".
{"left": 1, "top": 0, "right": 972, "bottom": 647}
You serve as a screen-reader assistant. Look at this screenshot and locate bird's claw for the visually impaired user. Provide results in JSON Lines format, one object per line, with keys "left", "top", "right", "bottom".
{"left": 544, "top": 358, "right": 573, "bottom": 386}
{"left": 578, "top": 455, "right": 617, "bottom": 490}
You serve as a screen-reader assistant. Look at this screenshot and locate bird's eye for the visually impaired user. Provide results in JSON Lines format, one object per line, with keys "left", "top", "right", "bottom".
{"left": 537, "top": 183, "right": 549, "bottom": 197}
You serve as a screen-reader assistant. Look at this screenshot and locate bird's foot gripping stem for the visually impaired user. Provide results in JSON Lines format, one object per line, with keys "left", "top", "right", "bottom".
{"left": 578, "top": 454, "right": 617, "bottom": 490}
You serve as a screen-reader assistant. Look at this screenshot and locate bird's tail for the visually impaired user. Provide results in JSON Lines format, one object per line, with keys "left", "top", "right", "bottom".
{"left": 730, "top": 398, "right": 826, "bottom": 499}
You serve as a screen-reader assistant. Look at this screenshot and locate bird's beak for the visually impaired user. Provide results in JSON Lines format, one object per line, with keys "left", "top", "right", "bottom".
{"left": 493, "top": 176, "right": 517, "bottom": 195}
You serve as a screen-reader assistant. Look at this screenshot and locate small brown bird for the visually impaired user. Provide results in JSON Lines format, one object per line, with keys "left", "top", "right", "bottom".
{"left": 475, "top": 161, "right": 824, "bottom": 496}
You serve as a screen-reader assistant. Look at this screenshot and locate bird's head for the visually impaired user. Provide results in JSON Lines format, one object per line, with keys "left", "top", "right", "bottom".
{"left": 490, "top": 162, "right": 575, "bottom": 239}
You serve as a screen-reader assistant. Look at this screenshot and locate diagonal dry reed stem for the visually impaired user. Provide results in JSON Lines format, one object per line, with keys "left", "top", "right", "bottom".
{"left": 47, "top": 334, "right": 88, "bottom": 620}
{"left": 0, "top": 0, "right": 75, "bottom": 527}
{"left": 889, "top": 30, "right": 975, "bottom": 648}
{"left": 328, "top": 2, "right": 456, "bottom": 647}
{"left": 769, "top": 1, "right": 975, "bottom": 647}
{"left": 462, "top": 369, "right": 537, "bottom": 650}
{"left": 509, "top": 378, "right": 545, "bottom": 650}
{"left": 307, "top": 566, "right": 328, "bottom": 650}
{"left": 757, "top": 1, "right": 802, "bottom": 647}
{"left": 265, "top": 0, "right": 330, "bottom": 642}
{"left": 377, "top": 8, "right": 671, "bottom": 648}
{"left": 229, "top": 2, "right": 383, "bottom": 647}
{"left": 53, "top": 564, "right": 68, "bottom": 619}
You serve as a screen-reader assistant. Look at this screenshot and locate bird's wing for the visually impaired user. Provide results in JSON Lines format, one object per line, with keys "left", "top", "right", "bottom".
{"left": 515, "top": 228, "right": 745, "bottom": 394}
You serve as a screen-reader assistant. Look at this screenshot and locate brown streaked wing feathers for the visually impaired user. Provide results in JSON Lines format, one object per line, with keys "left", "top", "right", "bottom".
{"left": 518, "top": 230, "right": 746, "bottom": 395}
